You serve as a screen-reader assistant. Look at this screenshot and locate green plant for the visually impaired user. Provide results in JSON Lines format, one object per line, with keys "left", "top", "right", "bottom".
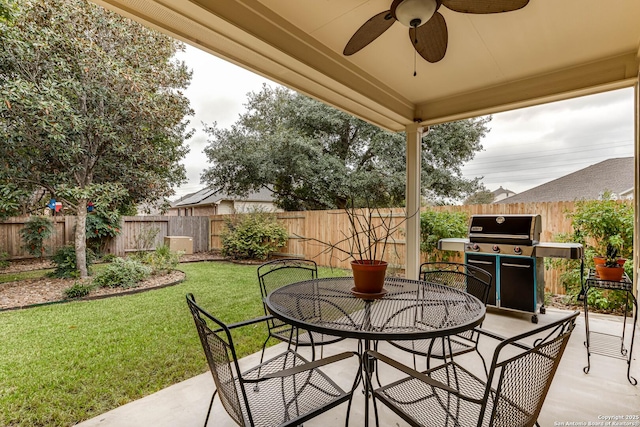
{"left": 221, "top": 210, "right": 288, "bottom": 260}
{"left": 49, "top": 245, "right": 95, "bottom": 278}
{"left": 549, "top": 196, "right": 634, "bottom": 312}
{"left": 92, "top": 257, "right": 151, "bottom": 288}
{"left": 569, "top": 193, "right": 633, "bottom": 260}
{"left": 86, "top": 213, "right": 121, "bottom": 255}
{"left": 132, "top": 226, "right": 160, "bottom": 254}
{"left": 141, "top": 245, "right": 182, "bottom": 275}
{"left": 100, "top": 253, "right": 118, "bottom": 263}
{"left": 63, "top": 281, "right": 94, "bottom": 299}
{"left": 19, "top": 216, "right": 54, "bottom": 258}
{"left": 604, "top": 243, "right": 621, "bottom": 268}
{"left": 420, "top": 210, "right": 468, "bottom": 262}
{"left": 0, "top": 251, "right": 9, "bottom": 269}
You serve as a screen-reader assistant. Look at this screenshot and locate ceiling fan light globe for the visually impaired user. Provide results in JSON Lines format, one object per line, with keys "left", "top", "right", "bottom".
{"left": 395, "top": 0, "right": 437, "bottom": 28}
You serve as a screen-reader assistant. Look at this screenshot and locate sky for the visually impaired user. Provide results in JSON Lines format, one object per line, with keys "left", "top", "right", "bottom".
{"left": 173, "top": 44, "right": 635, "bottom": 201}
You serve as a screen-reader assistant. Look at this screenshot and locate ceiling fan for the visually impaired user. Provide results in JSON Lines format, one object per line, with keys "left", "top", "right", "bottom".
{"left": 343, "top": 0, "right": 530, "bottom": 63}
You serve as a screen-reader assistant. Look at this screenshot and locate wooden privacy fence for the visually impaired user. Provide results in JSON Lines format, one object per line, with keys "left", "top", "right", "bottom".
{"left": 210, "top": 201, "right": 612, "bottom": 295}
{"left": 0, "top": 216, "right": 209, "bottom": 259}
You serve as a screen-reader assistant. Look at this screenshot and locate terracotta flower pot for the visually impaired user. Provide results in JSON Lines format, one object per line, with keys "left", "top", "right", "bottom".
{"left": 593, "top": 256, "right": 605, "bottom": 266}
{"left": 595, "top": 264, "right": 624, "bottom": 282}
{"left": 351, "top": 260, "right": 387, "bottom": 294}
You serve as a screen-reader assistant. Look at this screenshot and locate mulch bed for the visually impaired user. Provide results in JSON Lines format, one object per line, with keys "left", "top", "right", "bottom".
{"left": 0, "top": 252, "right": 225, "bottom": 311}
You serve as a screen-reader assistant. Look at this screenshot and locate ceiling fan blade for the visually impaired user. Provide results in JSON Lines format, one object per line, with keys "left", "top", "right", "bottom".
{"left": 343, "top": 10, "right": 396, "bottom": 55}
{"left": 442, "top": 0, "right": 529, "bottom": 14}
{"left": 410, "top": 12, "right": 447, "bottom": 63}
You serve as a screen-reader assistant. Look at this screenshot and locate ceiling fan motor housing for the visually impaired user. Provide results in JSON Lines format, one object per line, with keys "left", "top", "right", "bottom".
{"left": 393, "top": 0, "right": 439, "bottom": 27}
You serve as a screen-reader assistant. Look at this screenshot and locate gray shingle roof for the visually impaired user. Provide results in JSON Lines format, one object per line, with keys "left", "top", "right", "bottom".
{"left": 172, "top": 187, "right": 275, "bottom": 207}
{"left": 497, "top": 157, "right": 634, "bottom": 204}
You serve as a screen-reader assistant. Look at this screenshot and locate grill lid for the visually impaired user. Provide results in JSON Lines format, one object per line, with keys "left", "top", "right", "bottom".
{"left": 468, "top": 214, "right": 541, "bottom": 246}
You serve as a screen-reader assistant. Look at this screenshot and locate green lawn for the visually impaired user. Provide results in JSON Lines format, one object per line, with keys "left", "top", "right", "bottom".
{"left": 0, "top": 261, "right": 348, "bottom": 427}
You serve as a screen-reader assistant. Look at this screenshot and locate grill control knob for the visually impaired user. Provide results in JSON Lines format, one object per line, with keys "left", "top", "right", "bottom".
{"left": 470, "top": 243, "right": 480, "bottom": 251}
{"left": 492, "top": 245, "right": 500, "bottom": 253}
{"left": 514, "top": 246, "right": 522, "bottom": 254}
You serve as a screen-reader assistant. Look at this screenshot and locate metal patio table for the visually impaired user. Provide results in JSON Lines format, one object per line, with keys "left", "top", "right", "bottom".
{"left": 265, "top": 276, "right": 486, "bottom": 426}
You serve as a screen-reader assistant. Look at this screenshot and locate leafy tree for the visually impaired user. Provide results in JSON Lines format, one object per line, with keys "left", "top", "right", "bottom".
{"left": 0, "top": 0, "right": 193, "bottom": 277}
{"left": 0, "top": 183, "right": 32, "bottom": 219}
{"left": 464, "top": 189, "right": 494, "bottom": 205}
{"left": 201, "top": 85, "right": 489, "bottom": 210}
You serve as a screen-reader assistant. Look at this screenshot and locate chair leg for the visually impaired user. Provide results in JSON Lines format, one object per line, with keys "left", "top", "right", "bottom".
{"left": 344, "top": 365, "right": 361, "bottom": 427}
{"left": 259, "top": 335, "right": 271, "bottom": 365}
{"left": 475, "top": 347, "right": 489, "bottom": 379}
{"left": 204, "top": 390, "right": 217, "bottom": 427}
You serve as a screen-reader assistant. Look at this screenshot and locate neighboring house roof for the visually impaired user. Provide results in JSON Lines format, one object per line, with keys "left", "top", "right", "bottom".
{"left": 171, "top": 187, "right": 275, "bottom": 208}
{"left": 498, "top": 157, "right": 634, "bottom": 203}
{"left": 491, "top": 186, "right": 516, "bottom": 201}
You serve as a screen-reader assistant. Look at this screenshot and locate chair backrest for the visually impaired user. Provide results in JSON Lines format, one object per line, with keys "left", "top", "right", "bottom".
{"left": 420, "top": 261, "right": 493, "bottom": 290}
{"left": 186, "top": 293, "right": 252, "bottom": 426}
{"left": 420, "top": 262, "right": 492, "bottom": 305}
{"left": 480, "top": 311, "right": 579, "bottom": 427}
{"left": 258, "top": 258, "right": 318, "bottom": 297}
{"left": 257, "top": 259, "right": 317, "bottom": 321}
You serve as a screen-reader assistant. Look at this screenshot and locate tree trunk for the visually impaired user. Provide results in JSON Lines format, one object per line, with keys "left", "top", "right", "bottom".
{"left": 75, "top": 199, "right": 88, "bottom": 279}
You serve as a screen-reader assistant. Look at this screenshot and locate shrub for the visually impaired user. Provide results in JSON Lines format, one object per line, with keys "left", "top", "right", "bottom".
{"left": 141, "top": 245, "right": 182, "bottom": 275}
{"left": 86, "top": 214, "right": 121, "bottom": 255}
{"left": 49, "top": 245, "right": 95, "bottom": 278}
{"left": 0, "top": 251, "right": 9, "bottom": 269}
{"left": 420, "top": 210, "right": 468, "bottom": 262}
{"left": 549, "top": 197, "right": 634, "bottom": 312}
{"left": 101, "top": 253, "right": 118, "bottom": 263}
{"left": 19, "top": 216, "right": 54, "bottom": 258}
{"left": 220, "top": 210, "right": 288, "bottom": 260}
{"left": 63, "top": 282, "right": 94, "bottom": 299}
{"left": 93, "top": 257, "right": 151, "bottom": 288}
{"left": 132, "top": 226, "right": 160, "bottom": 253}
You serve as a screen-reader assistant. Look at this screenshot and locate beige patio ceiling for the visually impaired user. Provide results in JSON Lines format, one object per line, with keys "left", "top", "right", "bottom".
{"left": 94, "top": 0, "right": 639, "bottom": 132}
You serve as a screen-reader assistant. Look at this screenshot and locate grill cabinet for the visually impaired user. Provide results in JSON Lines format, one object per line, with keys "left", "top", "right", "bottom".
{"left": 438, "top": 214, "right": 582, "bottom": 323}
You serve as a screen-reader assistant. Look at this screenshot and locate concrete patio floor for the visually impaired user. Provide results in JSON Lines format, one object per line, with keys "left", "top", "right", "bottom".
{"left": 77, "top": 308, "right": 639, "bottom": 427}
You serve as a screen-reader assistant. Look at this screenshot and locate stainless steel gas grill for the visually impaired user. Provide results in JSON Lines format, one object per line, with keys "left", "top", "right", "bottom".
{"left": 438, "top": 214, "right": 583, "bottom": 323}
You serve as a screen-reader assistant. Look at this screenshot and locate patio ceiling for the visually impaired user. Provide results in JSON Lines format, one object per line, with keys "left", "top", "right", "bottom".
{"left": 93, "top": 0, "right": 640, "bottom": 132}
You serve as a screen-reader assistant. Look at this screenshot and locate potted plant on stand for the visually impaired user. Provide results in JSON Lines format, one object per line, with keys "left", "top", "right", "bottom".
{"left": 568, "top": 193, "right": 632, "bottom": 280}
{"left": 595, "top": 240, "right": 625, "bottom": 281}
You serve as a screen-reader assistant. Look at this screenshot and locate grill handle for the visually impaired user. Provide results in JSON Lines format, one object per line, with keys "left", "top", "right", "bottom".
{"left": 502, "top": 263, "right": 531, "bottom": 268}
{"left": 467, "top": 259, "right": 493, "bottom": 265}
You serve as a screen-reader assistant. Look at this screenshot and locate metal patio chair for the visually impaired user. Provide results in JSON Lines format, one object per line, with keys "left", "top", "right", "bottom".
{"left": 388, "top": 262, "right": 492, "bottom": 372}
{"left": 257, "top": 258, "right": 345, "bottom": 361}
{"left": 366, "top": 311, "right": 579, "bottom": 427}
{"left": 186, "top": 293, "right": 359, "bottom": 427}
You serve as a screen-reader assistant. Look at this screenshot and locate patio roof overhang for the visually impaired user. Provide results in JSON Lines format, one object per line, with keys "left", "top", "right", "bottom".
{"left": 92, "top": 0, "right": 639, "bottom": 131}
{"left": 92, "top": 0, "right": 640, "bottom": 284}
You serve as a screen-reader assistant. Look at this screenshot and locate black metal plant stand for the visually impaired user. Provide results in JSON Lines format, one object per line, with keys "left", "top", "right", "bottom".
{"left": 583, "top": 269, "right": 637, "bottom": 385}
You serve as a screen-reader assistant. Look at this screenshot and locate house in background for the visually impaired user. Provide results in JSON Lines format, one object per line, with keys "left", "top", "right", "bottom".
{"left": 491, "top": 186, "right": 517, "bottom": 202}
{"left": 168, "top": 187, "right": 280, "bottom": 216}
{"left": 498, "top": 157, "right": 634, "bottom": 204}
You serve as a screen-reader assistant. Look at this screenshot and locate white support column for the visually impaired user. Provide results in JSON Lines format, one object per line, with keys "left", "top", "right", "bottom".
{"left": 405, "top": 123, "right": 424, "bottom": 280}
